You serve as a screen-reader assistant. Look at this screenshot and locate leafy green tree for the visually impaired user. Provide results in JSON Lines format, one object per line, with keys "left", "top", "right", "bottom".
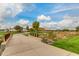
{"left": 29, "top": 28, "right": 34, "bottom": 36}
{"left": 14, "top": 25, "right": 23, "bottom": 32}
{"left": 32, "top": 21, "right": 39, "bottom": 30}
{"left": 62, "top": 28, "right": 69, "bottom": 31}
{"left": 30, "top": 21, "right": 40, "bottom": 37}
{"left": 26, "top": 25, "right": 29, "bottom": 31}
{"left": 76, "top": 26, "right": 79, "bottom": 31}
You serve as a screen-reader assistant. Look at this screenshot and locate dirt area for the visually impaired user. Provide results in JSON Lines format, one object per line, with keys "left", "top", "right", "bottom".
{"left": 53, "top": 31, "right": 79, "bottom": 39}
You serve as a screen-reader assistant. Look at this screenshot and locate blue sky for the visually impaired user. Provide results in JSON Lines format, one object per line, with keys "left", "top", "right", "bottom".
{"left": 0, "top": 3, "right": 79, "bottom": 30}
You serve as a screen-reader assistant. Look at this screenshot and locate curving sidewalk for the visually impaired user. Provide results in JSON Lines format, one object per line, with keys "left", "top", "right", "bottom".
{"left": 2, "top": 34, "right": 78, "bottom": 56}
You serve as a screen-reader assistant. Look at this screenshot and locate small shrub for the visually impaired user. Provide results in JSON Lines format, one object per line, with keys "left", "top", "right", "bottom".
{"left": 41, "top": 38, "right": 48, "bottom": 43}
{"left": 24, "top": 33, "right": 29, "bottom": 36}
{"left": 41, "top": 37, "right": 53, "bottom": 45}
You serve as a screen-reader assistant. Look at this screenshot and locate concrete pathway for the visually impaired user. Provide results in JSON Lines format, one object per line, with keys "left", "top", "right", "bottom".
{"left": 2, "top": 34, "right": 78, "bottom": 56}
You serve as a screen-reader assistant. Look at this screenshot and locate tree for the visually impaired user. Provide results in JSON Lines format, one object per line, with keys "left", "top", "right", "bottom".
{"left": 32, "top": 21, "right": 39, "bottom": 30}
{"left": 76, "top": 26, "right": 79, "bottom": 31}
{"left": 62, "top": 28, "right": 69, "bottom": 31}
{"left": 30, "top": 21, "right": 40, "bottom": 37}
{"left": 29, "top": 28, "right": 35, "bottom": 36}
{"left": 14, "top": 25, "right": 23, "bottom": 32}
{"left": 26, "top": 25, "right": 29, "bottom": 31}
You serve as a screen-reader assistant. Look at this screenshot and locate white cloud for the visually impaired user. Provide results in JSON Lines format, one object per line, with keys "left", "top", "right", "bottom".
{"left": 53, "top": 7, "right": 79, "bottom": 13}
{"left": 37, "top": 15, "right": 51, "bottom": 21}
{"left": 40, "top": 15, "right": 79, "bottom": 30}
{"left": 0, "top": 3, "right": 23, "bottom": 21}
{"left": 58, "top": 15, "right": 79, "bottom": 30}
{"left": 0, "top": 3, "right": 36, "bottom": 29}
{"left": 0, "top": 24, "right": 10, "bottom": 29}
{"left": 0, "top": 3, "right": 24, "bottom": 29}
{"left": 40, "top": 21, "right": 58, "bottom": 30}
{"left": 8, "top": 4, "right": 23, "bottom": 16}
{"left": 23, "top": 4, "right": 36, "bottom": 12}
{"left": 51, "top": 4, "right": 79, "bottom": 14}
{"left": 0, "top": 24, "right": 6, "bottom": 29}
{"left": 18, "top": 19, "right": 29, "bottom": 26}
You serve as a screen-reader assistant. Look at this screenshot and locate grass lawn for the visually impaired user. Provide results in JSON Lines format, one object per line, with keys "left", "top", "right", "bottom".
{"left": 0, "top": 31, "right": 6, "bottom": 37}
{"left": 53, "top": 35, "right": 79, "bottom": 54}
{"left": 0, "top": 31, "right": 6, "bottom": 44}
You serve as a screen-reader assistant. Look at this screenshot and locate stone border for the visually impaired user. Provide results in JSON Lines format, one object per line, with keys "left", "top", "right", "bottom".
{"left": 0, "top": 33, "right": 13, "bottom": 55}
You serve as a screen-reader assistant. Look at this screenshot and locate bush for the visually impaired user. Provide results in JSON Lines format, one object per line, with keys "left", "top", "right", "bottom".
{"left": 42, "top": 38, "right": 53, "bottom": 45}
{"left": 41, "top": 38, "right": 48, "bottom": 43}
{"left": 46, "top": 31, "right": 56, "bottom": 41}
{"left": 29, "top": 28, "right": 39, "bottom": 37}
{"left": 24, "top": 33, "right": 29, "bottom": 36}
{"left": 14, "top": 25, "right": 23, "bottom": 32}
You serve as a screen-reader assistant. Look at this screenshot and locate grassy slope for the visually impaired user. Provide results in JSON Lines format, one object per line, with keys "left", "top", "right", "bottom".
{"left": 53, "top": 35, "right": 79, "bottom": 54}
{"left": 0, "top": 31, "right": 6, "bottom": 44}
{"left": 0, "top": 31, "right": 6, "bottom": 37}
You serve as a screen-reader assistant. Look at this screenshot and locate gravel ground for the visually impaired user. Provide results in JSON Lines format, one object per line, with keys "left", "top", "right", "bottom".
{"left": 0, "top": 44, "right": 6, "bottom": 55}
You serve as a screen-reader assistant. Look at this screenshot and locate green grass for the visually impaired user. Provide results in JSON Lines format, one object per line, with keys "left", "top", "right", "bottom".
{"left": 0, "top": 31, "right": 5, "bottom": 35}
{"left": 53, "top": 35, "right": 79, "bottom": 54}
{"left": 0, "top": 31, "right": 6, "bottom": 37}
{"left": 0, "top": 31, "right": 7, "bottom": 44}
{"left": 11, "top": 31, "right": 17, "bottom": 34}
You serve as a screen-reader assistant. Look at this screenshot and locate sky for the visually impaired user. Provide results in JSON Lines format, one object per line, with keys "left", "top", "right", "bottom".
{"left": 0, "top": 3, "right": 79, "bottom": 30}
